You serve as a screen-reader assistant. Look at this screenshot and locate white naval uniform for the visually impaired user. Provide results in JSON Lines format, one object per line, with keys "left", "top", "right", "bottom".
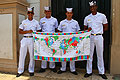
{"left": 40, "top": 16, "right": 58, "bottom": 69}
{"left": 58, "top": 19, "right": 80, "bottom": 72}
{"left": 84, "top": 12, "right": 108, "bottom": 74}
{"left": 18, "top": 19, "right": 41, "bottom": 74}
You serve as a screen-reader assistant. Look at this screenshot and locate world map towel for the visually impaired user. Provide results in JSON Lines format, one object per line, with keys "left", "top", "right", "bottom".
{"left": 33, "top": 30, "right": 91, "bottom": 62}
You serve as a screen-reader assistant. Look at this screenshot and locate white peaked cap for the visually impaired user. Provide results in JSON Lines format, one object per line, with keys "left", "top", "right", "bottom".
{"left": 66, "top": 8, "right": 73, "bottom": 12}
{"left": 44, "top": 6, "right": 51, "bottom": 11}
{"left": 89, "top": 1, "right": 96, "bottom": 6}
{"left": 27, "top": 7, "right": 32, "bottom": 12}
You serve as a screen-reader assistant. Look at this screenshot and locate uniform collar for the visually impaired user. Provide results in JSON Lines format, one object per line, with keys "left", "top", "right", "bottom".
{"left": 26, "top": 18, "right": 35, "bottom": 22}
{"left": 90, "top": 12, "right": 100, "bottom": 17}
{"left": 65, "top": 19, "right": 74, "bottom": 23}
{"left": 44, "top": 16, "right": 53, "bottom": 20}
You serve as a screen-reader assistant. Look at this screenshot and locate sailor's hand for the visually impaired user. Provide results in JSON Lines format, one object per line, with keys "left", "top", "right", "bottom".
{"left": 88, "top": 27, "right": 92, "bottom": 31}
{"left": 28, "top": 30, "right": 33, "bottom": 33}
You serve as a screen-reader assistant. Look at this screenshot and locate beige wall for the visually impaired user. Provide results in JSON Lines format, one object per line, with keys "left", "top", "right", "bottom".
{"left": 0, "top": 0, "right": 29, "bottom": 73}
{"left": 0, "top": 14, "right": 13, "bottom": 59}
{"left": 110, "top": 0, "right": 120, "bottom": 74}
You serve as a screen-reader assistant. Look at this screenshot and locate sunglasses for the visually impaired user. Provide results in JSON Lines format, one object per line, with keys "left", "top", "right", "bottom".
{"left": 45, "top": 10, "right": 51, "bottom": 12}
{"left": 27, "top": 11, "right": 34, "bottom": 14}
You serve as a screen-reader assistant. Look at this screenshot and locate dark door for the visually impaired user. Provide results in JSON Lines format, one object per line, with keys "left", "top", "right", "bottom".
{"left": 51, "top": 0, "right": 111, "bottom": 70}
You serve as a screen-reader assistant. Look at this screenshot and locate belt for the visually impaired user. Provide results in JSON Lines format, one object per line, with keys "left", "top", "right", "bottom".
{"left": 24, "top": 36, "right": 33, "bottom": 38}
{"left": 91, "top": 34, "right": 102, "bottom": 36}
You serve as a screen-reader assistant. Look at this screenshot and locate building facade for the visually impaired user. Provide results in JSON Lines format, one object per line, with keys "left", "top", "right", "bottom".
{"left": 0, "top": 0, "right": 120, "bottom": 74}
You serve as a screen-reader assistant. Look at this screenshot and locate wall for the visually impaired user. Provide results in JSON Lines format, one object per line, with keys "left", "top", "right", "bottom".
{"left": 110, "top": 0, "right": 120, "bottom": 74}
{"left": 0, "top": 0, "right": 29, "bottom": 73}
{"left": 0, "top": 14, "right": 13, "bottom": 59}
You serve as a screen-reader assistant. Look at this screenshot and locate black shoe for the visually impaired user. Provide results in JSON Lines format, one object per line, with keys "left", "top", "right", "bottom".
{"left": 99, "top": 74, "right": 108, "bottom": 79}
{"left": 16, "top": 73, "right": 23, "bottom": 77}
{"left": 50, "top": 68, "right": 57, "bottom": 73}
{"left": 57, "top": 70, "right": 65, "bottom": 74}
{"left": 39, "top": 68, "right": 46, "bottom": 73}
{"left": 84, "top": 73, "right": 92, "bottom": 78}
{"left": 71, "top": 71, "right": 78, "bottom": 75}
{"left": 29, "top": 73, "right": 34, "bottom": 76}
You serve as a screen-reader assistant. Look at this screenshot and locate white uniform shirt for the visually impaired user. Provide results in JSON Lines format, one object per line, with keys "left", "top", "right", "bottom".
{"left": 58, "top": 19, "right": 80, "bottom": 32}
{"left": 19, "top": 19, "right": 41, "bottom": 36}
{"left": 40, "top": 16, "right": 58, "bottom": 32}
{"left": 84, "top": 12, "right": 108, "bottom": 34}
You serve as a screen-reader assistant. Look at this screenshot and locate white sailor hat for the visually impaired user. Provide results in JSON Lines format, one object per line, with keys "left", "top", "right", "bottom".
{"left": 27, "top": 7, "right": 34, "bottom": 12}
{"left": 44, "top": 6, "right": 51, "bottom": 11}
{"left": 89, "top": 1, "right": 96, "bottom": 6}
{"left": 66, "top": 8, "right": 73, "bottom": 12}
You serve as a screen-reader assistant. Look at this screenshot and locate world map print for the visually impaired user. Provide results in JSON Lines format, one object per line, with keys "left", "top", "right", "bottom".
{"left": 33, "top": 31, "right": 91, "bottom": 62}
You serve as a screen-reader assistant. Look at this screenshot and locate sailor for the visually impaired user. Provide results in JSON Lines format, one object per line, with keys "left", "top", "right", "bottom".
{"left": 84, "top": 0, "right": 108, "bottom": 79}
{"left": 16, "top": 7, "right": 41, "bottom": 77}
{"left": 39, "top": 6, "right": 58, "bottom": 73}
{"left": 57, "top": 8, "right": 80, "bottom": 75}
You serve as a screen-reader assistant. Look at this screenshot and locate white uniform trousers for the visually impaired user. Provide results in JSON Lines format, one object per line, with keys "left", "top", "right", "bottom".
{"left": 60, "top": 61, "right": 75, "bottom": 72}
{"left": 87, "top": 35, "right": 105, "bottom": 74}
{"left": 18, "top": 38, "right": 35, "bottom": 74}
{"left": 41, "top": 61, "right": 55, "bottom": 69}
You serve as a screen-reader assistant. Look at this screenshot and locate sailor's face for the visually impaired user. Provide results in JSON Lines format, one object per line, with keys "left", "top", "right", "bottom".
{"left": 66, "top": 12, "right": 73, "bottom": 18}
{"left": 45, "top": 10, "right": 51, "bottom": 17}
{"left": 90, "top": 5, "right": 97, "bottom": 12}
{"left": 27, "top": 12, "right": 34, "bottom": 19}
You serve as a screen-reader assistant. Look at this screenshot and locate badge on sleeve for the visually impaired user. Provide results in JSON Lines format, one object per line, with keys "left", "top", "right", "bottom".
{"left": 88, "top": 19, "right": 91, "bottom": 21}
{"left": 42, "top": 22, "right": 45, "bottom": 24}
{"left": 24, "top": 24, "right": 27, "bottom": 26}
{"left": 62, "top": 24, "right": 66, "bottom": 26}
